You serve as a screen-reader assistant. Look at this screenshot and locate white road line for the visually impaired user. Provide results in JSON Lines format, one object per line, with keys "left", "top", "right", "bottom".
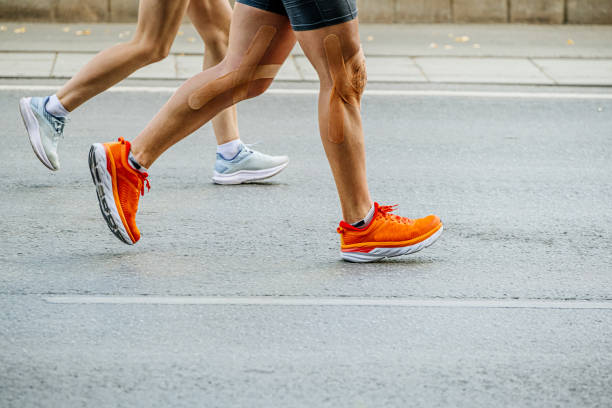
{"left": 1, "top": 84, "right": 612, "bottom": 99}
{"left": 44, "top": 296, "right": 612, "bottom": 309}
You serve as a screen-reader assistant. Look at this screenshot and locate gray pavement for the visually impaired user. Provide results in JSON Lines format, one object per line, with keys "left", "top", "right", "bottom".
{"left": 1, "top": 78, "right": 611, "bottom": 406}
{"left": 1, "top": 23, "right": 612, "bottom": 85}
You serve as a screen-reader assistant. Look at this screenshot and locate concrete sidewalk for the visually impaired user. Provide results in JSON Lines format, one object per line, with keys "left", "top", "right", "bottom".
{"left": 1, "top": 23, "right": 612, "bottom": 85}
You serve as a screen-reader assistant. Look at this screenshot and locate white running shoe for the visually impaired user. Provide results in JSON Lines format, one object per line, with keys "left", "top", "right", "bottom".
{"left": 19, "top": 96, "right": 66, "bottom": 171}
{"left": 212, "top": 143, "right": 289, "bottom": 185}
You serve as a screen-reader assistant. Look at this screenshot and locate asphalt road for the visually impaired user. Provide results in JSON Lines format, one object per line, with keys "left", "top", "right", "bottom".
{"left": 1, "top": 80, "right": 611, "bottom": 407}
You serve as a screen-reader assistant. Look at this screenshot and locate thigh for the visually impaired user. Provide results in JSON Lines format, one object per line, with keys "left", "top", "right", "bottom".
{"left": 293, "top": 18, "right": 361, "bottom": 83}
{"left": 236, "top": 0, "right": 288, "bottom": 17}
{"left": 173, "top": 2, "right": 295, "bottom": 103}
{"left": 282, "top": 0, "right": 357, "bottom": 32}
{"left": 133, "top": 0, "right": 190, "bottom": 44}
{"left": 224, "top": 2, "right": 295, "bottom": 67}
{"left": 187, "top": 0, "right": 231, "bottom": 35}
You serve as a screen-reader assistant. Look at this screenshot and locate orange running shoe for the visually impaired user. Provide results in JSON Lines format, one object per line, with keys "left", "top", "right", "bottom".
{"left": 88, "top": 137, "right": 150, "bottom": 245}
{"left": 337, "top": 202, "right": 443, "bottom": 262}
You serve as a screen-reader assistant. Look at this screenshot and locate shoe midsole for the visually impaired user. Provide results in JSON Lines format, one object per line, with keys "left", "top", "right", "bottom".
{"left": 212, "top": 161, "right": 288, "bottom": 183}
{"left": 341, "top": 223, "right": 443, "bottom": 252}
{"left": 341, "top": 227, "right": 443, "bottom": 262}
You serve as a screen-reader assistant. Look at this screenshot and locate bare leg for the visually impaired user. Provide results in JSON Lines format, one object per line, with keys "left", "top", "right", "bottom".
{"left": 129, "top": 7, "right": 370, "bottom": 223}
{"left": 131, "top": 4, "right": 296, "bottom": 167}
{"left": 188, "top": 0, "right": 239, "bottom": 145}
{"left": 295, "top": 20, "right": 372, "bottom": 224}
{"left": 56, "top": 0, "right": 189, "bottom": 111}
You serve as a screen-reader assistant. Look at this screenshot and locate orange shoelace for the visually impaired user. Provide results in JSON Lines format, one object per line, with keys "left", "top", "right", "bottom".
{"left": 378, "top": 204, "right": 411, "bottom": 224}
{"left": 337, "top": 203, "right": 410, "bottom": 233}
{"left": 117, "top": 137, "right": 150, "bottom": 196}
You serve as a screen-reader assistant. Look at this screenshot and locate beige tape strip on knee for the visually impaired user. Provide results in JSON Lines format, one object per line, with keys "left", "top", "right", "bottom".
{"left": 188, "top": 25, "right": 281, "bottom": 110}
{"left": 324, "top": 34, "right": 367, "bottom": 144}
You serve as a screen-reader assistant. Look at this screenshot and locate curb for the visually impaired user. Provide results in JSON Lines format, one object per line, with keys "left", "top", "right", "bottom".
{"left": 2, "top": 51, "right": 612, "bottom": 87}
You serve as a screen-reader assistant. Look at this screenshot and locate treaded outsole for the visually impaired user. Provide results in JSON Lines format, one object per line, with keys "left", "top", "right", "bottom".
{"left": 88, "top": 145, "right": 133, "bottom": 245}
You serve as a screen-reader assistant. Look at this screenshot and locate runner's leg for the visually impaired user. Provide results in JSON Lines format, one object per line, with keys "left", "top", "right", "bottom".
{"left": 285, "top": 8, "right": 442, "bottom": 262}
{"left": 56, "top": 0, "right": 189, "bottom": 111}
{"left": 19, "top": 0, "right": 190, "bottom": 170}
{"left": 189, "top": 0, "right": 291, "bottom": 183}
{"left": 294, "top": 21, "right": 371, "bottom": 223}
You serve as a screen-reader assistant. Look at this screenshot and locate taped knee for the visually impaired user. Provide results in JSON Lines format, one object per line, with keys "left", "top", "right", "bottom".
{"left": 324, "top": 34, "right": 367, "bottom": 144}
{"left": 188, "top": 25, "right": 280, "bottom": 110}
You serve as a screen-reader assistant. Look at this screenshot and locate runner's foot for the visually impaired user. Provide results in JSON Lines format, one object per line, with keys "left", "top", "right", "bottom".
{"left": 19, "top": 96, "right": 66, "bottom": 170}
{"left": 337, "top": 202, "right": 443, "bottom": 262}
{"left": 88, "top": 137, "right": 150, "bottom": 245}
{"left": 212, "top": 143, "right": 289, "bottom": 185}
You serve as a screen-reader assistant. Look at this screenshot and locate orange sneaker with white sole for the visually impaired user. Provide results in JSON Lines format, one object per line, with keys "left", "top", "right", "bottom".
{"left": 337, "top": 202, "right": 443, "bottom": 262}
{"left": 88, "top": 137, "right": 150, "bottom": 245}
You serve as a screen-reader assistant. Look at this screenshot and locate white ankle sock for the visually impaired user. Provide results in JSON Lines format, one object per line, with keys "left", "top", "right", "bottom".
{"left": 351, "top": 204, "right": 375, "bottom": 228}
{"left": 45, "top": 94, "right": 69, "bottom": 118}
{"left": 217, "top": 139, "right": 242, "bottom": 160}
{"left": 128, "top": 152, "right": 148, "bottom": 173}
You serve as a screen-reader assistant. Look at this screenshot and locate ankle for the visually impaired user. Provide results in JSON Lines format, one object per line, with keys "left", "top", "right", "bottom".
{"left": 343, "top": 201, "right": 374, "bottom": 225}
{"left": 217, "top": 139, "right": 242, "bottom": 160}
{"left": 129, "top": 145, "right": 152, "bottom": 169}
{"left": 127, "top": 151, "right": 148, "bottom": 173}
{"left": 45, "top": 94, "right": 70, "bottom": 118}
{"left": 351, "top": 204, "right": 375, "bottom": 228}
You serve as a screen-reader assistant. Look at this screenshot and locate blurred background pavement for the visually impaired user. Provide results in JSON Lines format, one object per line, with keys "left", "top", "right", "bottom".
{"left": 1, "top": 22, "right": 612, "bottom": 85}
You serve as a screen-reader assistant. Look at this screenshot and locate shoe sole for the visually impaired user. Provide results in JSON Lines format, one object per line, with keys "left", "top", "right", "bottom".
{"left": 19, "top": 97, "right": 57, "bottom": 171}
{"left": 212, "top": 161, "right": 288, "bottom": 185}
{"left": 341, "top": 224, "right": 444, "bottom": 263}
{"left": 88, "top": 144, "right": 134, "bottom": 245}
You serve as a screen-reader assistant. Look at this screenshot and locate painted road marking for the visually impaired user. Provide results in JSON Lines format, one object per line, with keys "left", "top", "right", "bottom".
{"left": 1, "top": 84, "right": 612, "bottom": 99}
{"left": 44, "top": 296, "right": 612, "bottom": 309}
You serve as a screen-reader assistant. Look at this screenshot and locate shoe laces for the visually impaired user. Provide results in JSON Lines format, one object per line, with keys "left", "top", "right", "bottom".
{"left": 51, "top": 116, "right": 66, "bottom": 135}
{"left": 337, "top": 203, "right": 408, "bottom": 234}
{"left": 43, "top": 109, "right": 67, "bottom": 139}
{"left": 378, "top": 204, "right": 411, "bottom": 224}
{"left": 140, "top": 175, "right": 151, "bottom": 196}
{"left": 118, "top": 137, "right": 150, "bottom": 196}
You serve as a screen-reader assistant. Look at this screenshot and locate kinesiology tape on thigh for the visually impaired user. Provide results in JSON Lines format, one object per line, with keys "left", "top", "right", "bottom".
{"left": 188, "top": 25, "right": 280, "bottom": 110}
{"left": 324, "top": 34, "right": 367, "bottom": 144}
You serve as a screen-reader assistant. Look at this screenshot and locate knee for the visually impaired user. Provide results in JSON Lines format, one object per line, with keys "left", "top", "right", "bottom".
{"left": 220, "top": 58, "right": 275, "bottom": 99}
{"left": 322, "top": 34, "right": 367, "bottom": 144}
{"left": 187, "top": 63, "right": 276, "bottom": 111}
{"left": 188, "top": 25, "right": 281, "bottom": 110}
{"left": 203, "top": 30, "right": 230, "bottom": 62}
{"left": 145, "top": 41, "right": 171, "bottom": 63}
{"left": 347, "top": 53, "right": 367, "bottom": 97}
{"left": 191, "top": 5, "right": 231, "bottom": 60}
{"left": 247, "top": 78, "right": 274, "bottom": 99}
{"left": 132, "top": 38, "right": 172, "bottom": 64}
{"left": 324, "top": 34, "right": 367, "bottom": 103}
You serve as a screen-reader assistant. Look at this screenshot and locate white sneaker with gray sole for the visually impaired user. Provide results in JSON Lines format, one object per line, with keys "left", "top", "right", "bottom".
{"left": 212, "top": 144, "right": 289, "bottom": 185}
{"left": 19, "top": 96, "right": 66, "bottom": 171}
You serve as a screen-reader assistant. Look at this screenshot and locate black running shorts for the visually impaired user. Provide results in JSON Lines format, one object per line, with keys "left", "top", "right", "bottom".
{"left": 235, "top": 0, "right": 358, "bottom": 31}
